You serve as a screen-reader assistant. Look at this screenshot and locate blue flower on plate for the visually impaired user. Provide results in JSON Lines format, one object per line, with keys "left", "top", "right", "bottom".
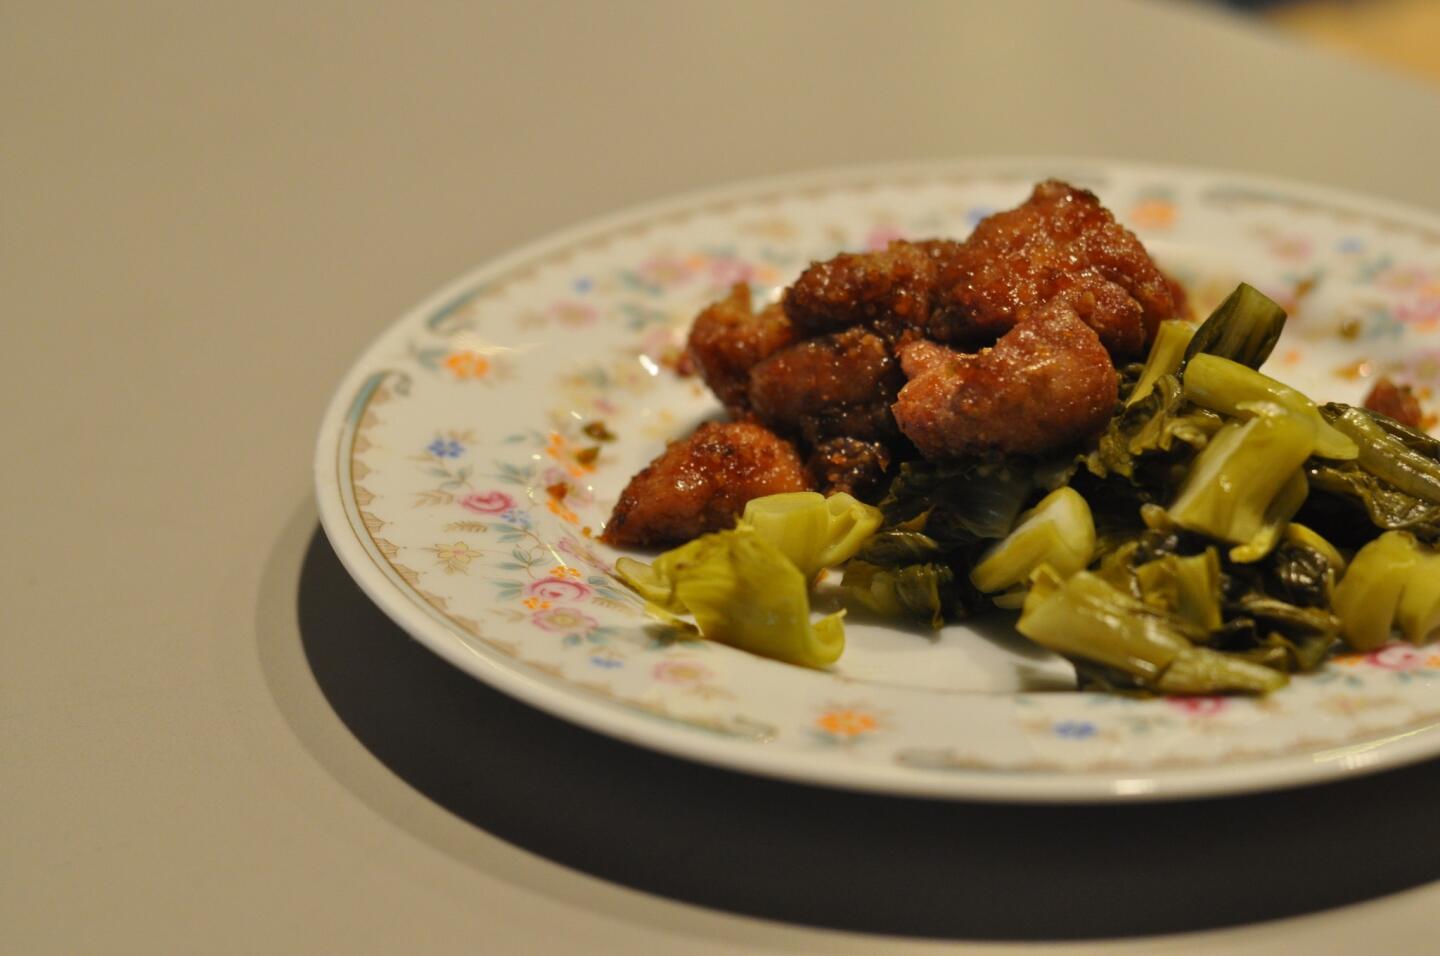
{"left": 427, "top": 438, "right": 464, "bottom": 458}
{"left": 590, "top": 655, "right": 623, "bottom": 669}
{"left": 1053, "top": 719, "right": 1098, "bottom": 740}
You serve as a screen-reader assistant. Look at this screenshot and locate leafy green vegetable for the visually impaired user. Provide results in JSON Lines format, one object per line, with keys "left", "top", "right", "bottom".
{"left": 1086, "top": 372, "right": 1223, "bottom": 481}
{"left": 615, "top": 527, "right": 845, "bottom": 668}
{"left": 740, "top": 491, "right": 882, "bottom": 579}
{"left": 1325, "top": 405, "right": 1440, "bottom": 504}
{"left": 1017, "top": 566, "right": 1286, "bottom": 693}
{"left": 1166, "top": 401, "right": 1315, "bottom": 561}
{"left": 1182, "top": 354, "right": 1357, "bottom": 460}
{"left": 1303, "top": 459, "right": 1440, "bottom": 545}
{"left": 841, "top": 527, "right": 973, "bottom": 628}
{"left": 1134, "top": 548, "right": 1224, "bottom": 631}
{"left": 1332, "top": 531, "right": 1440, "bottom": 650}
{"left": 1126, "top": 319, "right": 1195, "bottom": 407}
{"left": 842, "top": 560, "right": 955, "bottom": 630}
{"left": 970, "top": 487, "right": 1096, "bottom": 606}
{"left": 1283, "top": 523, "right": 1346, "bottom": 575}
{"left": 1181, "top": 281, "right": 1287, "bottom": 370}
{"left": 1265, "top": 541, "right": 1336, "bottom": 607}
{"left": 878, "top": 458, "right": 1044, "bottom": 544}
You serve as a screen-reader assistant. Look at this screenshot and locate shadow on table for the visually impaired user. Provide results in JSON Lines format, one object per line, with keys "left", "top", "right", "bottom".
{"left": 294, "top": 523, "right": 1440, "bottom": 941}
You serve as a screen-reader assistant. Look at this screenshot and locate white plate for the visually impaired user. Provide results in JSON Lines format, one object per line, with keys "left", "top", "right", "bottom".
{"left": 315, "top": 159, "right": 1440, "bottom": 802}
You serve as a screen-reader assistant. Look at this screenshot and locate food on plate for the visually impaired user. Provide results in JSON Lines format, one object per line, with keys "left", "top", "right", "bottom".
{"left": 782, "top": 180, "right": 1185, "bottom": 355}
{"left": 1364, "top": 377, "right": 1424, "bottom": 429}
{"left": 615, "top": 492, "right": 881, "bottom": 666}
{"left": 1332, "top": 531, "right": 1440, "bottom": 650}
{"left": 601, "top": 421, "right": 809, "bottom": 548}
{"left": 611, "top": 179, "right": 1191, "bottom": 545}
{"left": 687, "top": 284, "right": 796, "bottom": 414}
{"left": 890, "top": 302, "right": 1118, "bottom": 457}
{"left": 747, "top": 326, "right": 904, "bottom": 448}
{"left": 605, "top": 180, "right": 1440, "bottom": 691}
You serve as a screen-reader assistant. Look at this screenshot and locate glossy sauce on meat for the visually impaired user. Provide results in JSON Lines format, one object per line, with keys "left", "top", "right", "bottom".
{"left": 601, "top": 421, "right": 811, "bottom": 548}
{"left": 686, "top": 283, "right": 796, "bottom": 414}
{"left": 747, "top": 327, "right": 904, "bottom": 446}
{"left": 926, "top": 180, "right": 1179, "bottom": 356}
{"left": 781, "top": 181, "right": 1182, "bottom": 358}
{"left": 891, "top": 302, "right": 1119, "bottom": 457}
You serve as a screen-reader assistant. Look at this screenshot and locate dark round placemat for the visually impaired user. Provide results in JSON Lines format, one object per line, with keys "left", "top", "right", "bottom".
{"left": 297, "top": 527, "right": 1440, "bottom": 940}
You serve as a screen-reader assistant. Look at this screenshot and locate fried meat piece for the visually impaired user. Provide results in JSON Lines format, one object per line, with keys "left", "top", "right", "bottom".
{"left": 686, "top": 284, "right": 797, "bottom": 413}
{"left": 1364, "top": 377, "right": 1425, "bottom": 429}
{"left": 747, "top": 327, "right": 905, "bottom": 446}
{"left": 891, "top": 302, "right": 1118, "bottom": 458}
{"left": 780, "top": 181, "right": 1181, "bottom": 357}
{"left": 807, "top": 437, "right": 893, "bottom": 500}
{"left": 781, "top": 240, "right": 951, "bottom": 338}
{"left": 928, "top": 180, "right": 1178, "bottom": 355}
{"left": 601, "top": 421, "right": 810, "bottom": 548}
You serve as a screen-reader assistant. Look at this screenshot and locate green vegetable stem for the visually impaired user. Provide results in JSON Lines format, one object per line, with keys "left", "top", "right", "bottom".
{"left": 1181, "top": 281, "right": 1287, "bottom": 371}
{"left": 1165, "top": 401, "right": 1316, "bottom": 562}
{"left": 1332, "top": 531, "right": 1440, "bottom": 650}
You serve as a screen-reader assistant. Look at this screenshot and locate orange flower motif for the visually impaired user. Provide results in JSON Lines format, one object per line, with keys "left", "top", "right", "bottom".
{"left": 1334, "top": 359, "right": 1373, "bottom": 382}
{"left": 544, "top": 432, "right": 595, "bottom": 478}
{"left": 553, "top": 565, "right": 583, "bottom": 578}
{"left": 1129, "top": 199, "right": 1176, "bottom": 231}
{"left": 444, "top": 350, "right": 491, "bottom": 380}
{"left": 547, "top": 498, "right": 579, "bottom": 524}
{"left": 816, "top": 708, "right": 879, "bottom": 738}
{"left": 1426, "top": 654, "right": 1440, "bottom": 669}
{"left": 522, "top": 597, "right": 552, "bottom": 610}
{"left": 1332, "top": 652, "right": 1368, "bottom": 668}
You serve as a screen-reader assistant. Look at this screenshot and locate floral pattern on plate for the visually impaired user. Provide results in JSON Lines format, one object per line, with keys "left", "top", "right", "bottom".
{"left": 316, "top": 161, "right": 1440, "bottom": 801}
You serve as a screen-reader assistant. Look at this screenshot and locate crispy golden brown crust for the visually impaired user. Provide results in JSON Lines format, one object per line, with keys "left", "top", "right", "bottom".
{"left": 779, "top": 181, "right": 1181, "bottom": 358}
{"left": 891, "top": 302, "right": 1119, "bottom": 458}
{"left": 781, "top": 240, "right": 946, "bottom": 338}
{"left": 601, "top": 421, "right": 811, "bottom": 548}
{"left": 930, "top": 180, "right": 1177, "bottom": 356}
{"left": 685, "top": 284, "right": 797, "bottom": 414}
{"left": 746, "top": 327, "right": 904, "bottom": 446}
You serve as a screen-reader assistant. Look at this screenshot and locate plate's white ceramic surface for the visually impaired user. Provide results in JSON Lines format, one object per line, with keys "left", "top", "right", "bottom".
{"left": 315, "top": 160, "right": 1440, "bottom": 802}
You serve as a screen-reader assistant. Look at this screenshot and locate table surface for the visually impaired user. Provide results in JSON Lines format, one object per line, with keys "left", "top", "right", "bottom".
{"left": 7, "top": 1, "right": 1440, "bottom": 952}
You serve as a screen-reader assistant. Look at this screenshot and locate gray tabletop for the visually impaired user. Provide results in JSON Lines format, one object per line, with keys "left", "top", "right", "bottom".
{"left": 7, "top": 1, "right": 1440, "bottom": 952}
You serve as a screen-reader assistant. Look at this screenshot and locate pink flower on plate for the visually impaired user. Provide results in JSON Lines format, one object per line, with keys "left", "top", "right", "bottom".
{"left": 1167, "top": 696, "right": 1227, "bottom": 717}
{"left": 1377, "top": 265, "right": 1430, "bottom": 294}
{"left": 525, "top": 576, "right": 592, "bottom": 602}
{"left": 864, "top": 225, "right": 906, "bottom": 251}
{"left": 1367, "top": 644, "right": 1428, "bottom": 671}
{"left": 460, "top": 490, "right": 516, "bottom": 514}
{"left": 557, "top": 535, "right": 612, "bottom": 574}
{"left": 531, "top": 606, "right": 597, "bottom": 635}
{"left": 1395, "top": 295, "right": 1440, "bottom": 328}
{"left": 708, "top": 257, "right": 755, "bottom": 287}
